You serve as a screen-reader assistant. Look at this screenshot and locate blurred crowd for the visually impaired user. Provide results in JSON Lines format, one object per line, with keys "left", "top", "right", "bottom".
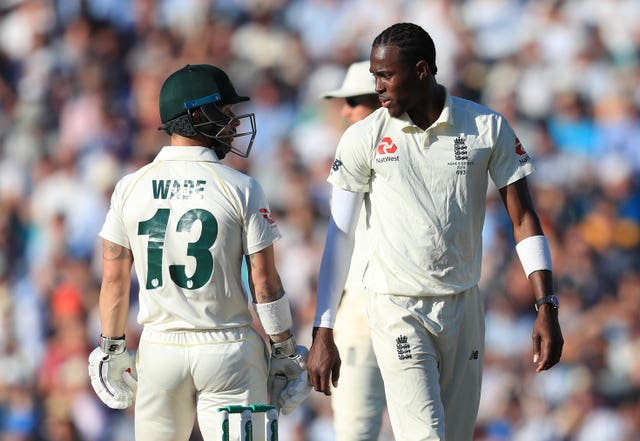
{"left": 0, "top": 0, "right": 638, "bottom": 440}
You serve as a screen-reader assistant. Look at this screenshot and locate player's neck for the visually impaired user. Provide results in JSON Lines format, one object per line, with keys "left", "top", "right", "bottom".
{"left": 409, "top": 84, "right": 445, "bottom": 130}
{"left": 170, "top": 134, "right": 207, "bottom": 147}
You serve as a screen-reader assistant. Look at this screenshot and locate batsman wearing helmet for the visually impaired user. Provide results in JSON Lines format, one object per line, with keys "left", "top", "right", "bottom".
{"left": 88, "top": 64, "right": 311, "bottom": 441}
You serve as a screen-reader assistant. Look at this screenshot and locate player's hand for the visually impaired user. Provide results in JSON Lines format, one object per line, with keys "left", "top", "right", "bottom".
{"left": 88, "top": 347, "right": 137, "bottom": 409}
{"left": 532, "top": 306, "right": 564, "bottom": 372}
{"left": 268, "top": 345, "right": 312, "bottom": 415}
{"left": 307, "top": 326, "right": 341, "bottom": 396}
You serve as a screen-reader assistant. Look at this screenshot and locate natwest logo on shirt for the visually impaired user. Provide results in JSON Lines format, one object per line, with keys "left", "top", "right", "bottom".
{"left": 259, "top": 208, "right": 276, "bottom": 224}
{"left": 376, "top": 137, "right": 400, "bottom": 163}
{"left": 515, "top": 136, "right": 530, "bottom": 165}
{"left": 377, "top": 137, "right": 398, "bottom": 155}
{"left": 515, "top": 137, "right": 526, "bottom": 155}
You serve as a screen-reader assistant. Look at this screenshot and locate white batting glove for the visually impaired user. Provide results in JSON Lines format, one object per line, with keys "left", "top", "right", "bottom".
{"left": 268, "top": 339, "right": 311, "bottom": 415}
{"left": 88, "top": 336, "right": 137, "bottom": 409}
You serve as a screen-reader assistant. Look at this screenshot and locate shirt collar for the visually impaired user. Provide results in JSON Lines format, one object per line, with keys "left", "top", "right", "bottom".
{"left": 435, "top": 86, "right": 454, "bottom": 127}
{"left": 154, "top": 146, "right": 220, "bottom": 162}
{"left": 397, "top": 86, "right": 454, "bottom": 131}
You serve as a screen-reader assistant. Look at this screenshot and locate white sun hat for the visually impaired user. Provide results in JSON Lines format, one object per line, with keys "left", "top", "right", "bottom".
{"left": 321, "top": 61, "right": 376, "bottom": 99}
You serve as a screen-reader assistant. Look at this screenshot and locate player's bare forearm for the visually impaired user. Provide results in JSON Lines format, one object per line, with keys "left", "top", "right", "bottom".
{"left": 248, "top": 247, "right": 292, "bottom": 343}
{"left": 499, "top": 179, "right": 544, "bottom": 241}
{"left": 100, "top": 239, "right": 133, "bottom": 337}
{"left": 253, "top": 275, "right": 285, "bottom": 304}
{"left": 307, "top": 326, "right": 341, "bottom": 395}
{"left": 500, "top": 180, "right": 563, "bottom": 370}
{"left": 248, "top": 246, "right": 284, "bottom": 302}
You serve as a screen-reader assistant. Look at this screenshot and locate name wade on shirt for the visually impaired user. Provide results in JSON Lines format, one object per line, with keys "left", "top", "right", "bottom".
{"left": 152, "top": 179, "right": 207, "bottom": 200}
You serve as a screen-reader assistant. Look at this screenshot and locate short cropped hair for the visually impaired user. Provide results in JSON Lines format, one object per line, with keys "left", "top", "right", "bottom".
{"left": 372, "top": 23, "right": 438, "bottom": 76}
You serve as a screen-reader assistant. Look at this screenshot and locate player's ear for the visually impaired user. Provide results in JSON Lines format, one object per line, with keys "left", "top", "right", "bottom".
{"left": 190, "top": 108, "right": 206, "bottom": 124}
{"left": 415, "top": 60, "right": 430, "bottom": 80}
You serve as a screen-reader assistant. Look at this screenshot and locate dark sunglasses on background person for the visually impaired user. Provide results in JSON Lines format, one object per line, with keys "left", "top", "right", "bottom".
{"left": 346, "top": 95, "right": 372, "bottom": 107}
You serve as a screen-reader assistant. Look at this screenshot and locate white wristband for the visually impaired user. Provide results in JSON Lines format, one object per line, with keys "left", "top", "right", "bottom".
{"left": 254, "top": 295, "right": 293, "bottom": 335}
{"left": 515, "top": 235, "right": 552, "bottom": 278}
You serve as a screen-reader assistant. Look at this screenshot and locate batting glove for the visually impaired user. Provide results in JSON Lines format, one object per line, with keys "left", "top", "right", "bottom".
{"left": 88, "top": 335, "right": 137, "bottom": 409}
{"left": 268, "top": 338, "right": 311, "bottom": 415}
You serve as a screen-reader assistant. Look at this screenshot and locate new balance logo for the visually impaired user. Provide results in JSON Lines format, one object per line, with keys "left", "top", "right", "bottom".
{"left": 396, "top": 335, "right": 412, "bottom": 360}
{"left": 469, "top": 350, "right": 479, "bottom": 360}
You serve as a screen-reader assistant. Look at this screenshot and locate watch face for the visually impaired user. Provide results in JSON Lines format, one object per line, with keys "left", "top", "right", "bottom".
{"left": 550, "top": 295, "right": 559, "bottom": 307}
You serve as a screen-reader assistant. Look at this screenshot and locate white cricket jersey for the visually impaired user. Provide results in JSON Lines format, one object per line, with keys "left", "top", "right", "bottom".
{"left": 99, "top": 146, "right": 281, "bottom": 331}
{"left": 328, "top": 87, "right": 534, "bottom": 296}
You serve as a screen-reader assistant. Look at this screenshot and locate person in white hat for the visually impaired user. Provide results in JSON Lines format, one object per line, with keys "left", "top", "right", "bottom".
{"left": 320, "top": 61, "right": 386, "bottom": 441}
{"left": 322, "top": 61, "right": 381, "bottom": 126}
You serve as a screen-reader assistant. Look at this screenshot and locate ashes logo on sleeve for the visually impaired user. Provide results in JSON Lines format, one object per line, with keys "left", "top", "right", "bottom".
{"left": 331, "top": 159, "right": 343, "bottom": 173}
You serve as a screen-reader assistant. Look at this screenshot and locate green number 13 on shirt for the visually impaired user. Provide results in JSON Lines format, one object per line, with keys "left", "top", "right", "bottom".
{"left": 137, "top": 208, "right": 218, "bottom": 290}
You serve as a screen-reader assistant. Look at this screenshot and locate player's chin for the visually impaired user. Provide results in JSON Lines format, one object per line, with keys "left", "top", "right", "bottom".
{"left": 384, "top": 103, "right": 402, "bottom": 118}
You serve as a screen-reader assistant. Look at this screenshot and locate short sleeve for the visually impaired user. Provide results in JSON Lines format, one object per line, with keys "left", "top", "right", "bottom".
{"left": 243, "top": 178, "right": 282, "bottom": 255}
{"left": 327, "top": 123, "right": 372, "bottom": 193}
{"left": 99, "top": 180, "right": 130, "bottom": 248}
{"left": 488, "top": 116, "right": 535, "bottom": 189}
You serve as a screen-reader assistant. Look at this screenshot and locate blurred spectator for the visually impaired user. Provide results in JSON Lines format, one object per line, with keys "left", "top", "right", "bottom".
{"left": 0, "top": 1, "right": 638, "bottom": 440}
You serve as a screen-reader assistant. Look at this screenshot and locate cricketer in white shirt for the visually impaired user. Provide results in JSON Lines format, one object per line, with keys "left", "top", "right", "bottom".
{"left": 313, "top": 88, "right": 539, "bottom": 441}
{"left": 99, "top": 146, "right": 281, "bottom": 439}
{"left": 309, "top": 22, "right": 562, "bottom": 441}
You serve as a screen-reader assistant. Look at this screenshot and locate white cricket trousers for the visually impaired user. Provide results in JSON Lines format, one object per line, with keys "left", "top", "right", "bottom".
{"left": 332, "top": 289, "right": 386, "bottom": 441}
{"left": 366, "top": 286, "right": 484, "bottom": 441}
{"left": 134, "top": 326, "right": 269, "bottom": 441}
{"left": 332, "top": 329, "right": 386, "bottom": 441}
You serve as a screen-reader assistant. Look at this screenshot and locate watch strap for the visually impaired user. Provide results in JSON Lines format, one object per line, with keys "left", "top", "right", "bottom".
{"left": 534, "top": 295, "right": 559, "bottom": 311}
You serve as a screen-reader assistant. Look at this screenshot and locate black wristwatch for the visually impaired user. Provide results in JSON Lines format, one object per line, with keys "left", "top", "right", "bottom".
{"left": 534, "top": 295, "right": 559, "bottom": 312}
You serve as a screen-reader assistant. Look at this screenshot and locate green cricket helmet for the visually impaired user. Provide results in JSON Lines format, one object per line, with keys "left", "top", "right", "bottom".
{"left": 159, "top": 64, "right": 257, "bottom": 158}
